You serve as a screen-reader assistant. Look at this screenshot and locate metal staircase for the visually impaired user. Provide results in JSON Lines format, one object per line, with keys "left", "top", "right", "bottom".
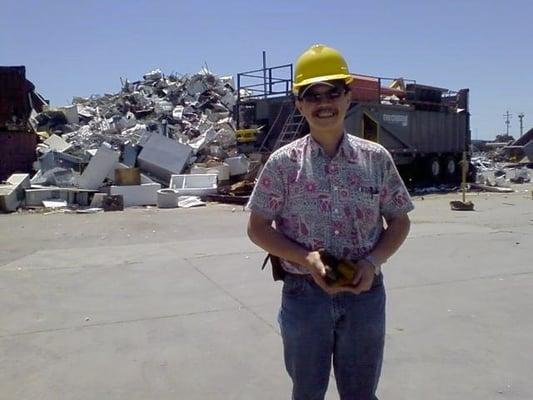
{"left": 259, "top": 103, "right": 305, "bottom": 153}
{"left": 273, "top": 106, "right": 305, "bottom": 150}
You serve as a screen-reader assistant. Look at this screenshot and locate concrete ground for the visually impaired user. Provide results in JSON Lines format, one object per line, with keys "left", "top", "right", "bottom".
{"left": 1, "top": 184, "right": 532, "bottom": 400}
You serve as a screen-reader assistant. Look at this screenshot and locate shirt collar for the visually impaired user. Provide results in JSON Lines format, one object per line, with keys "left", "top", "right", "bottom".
{"left": 308, "top": 132, "right": 350, "bottom": 159}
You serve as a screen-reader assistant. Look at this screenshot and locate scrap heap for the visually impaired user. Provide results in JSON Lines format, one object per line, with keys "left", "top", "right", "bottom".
{"left": 35, "top": 69, "right": 237, "bottom": 154}
{"left": 1, "top": 68, "right": 262, "bottom": 212}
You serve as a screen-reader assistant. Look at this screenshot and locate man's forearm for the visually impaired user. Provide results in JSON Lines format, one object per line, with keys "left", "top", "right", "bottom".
{"left": 369, "top": 214, "right": 411, "bottom": 265}
{"left": 247, "top": 224, "right": 311, "bottom": 267}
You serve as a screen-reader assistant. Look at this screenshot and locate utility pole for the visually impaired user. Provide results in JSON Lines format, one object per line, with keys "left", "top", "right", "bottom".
{"left": 503, "top": 111, "right": 512, "bottom": 137}
{"left": 518, "top": 113, "right": 525, "bottom": 137}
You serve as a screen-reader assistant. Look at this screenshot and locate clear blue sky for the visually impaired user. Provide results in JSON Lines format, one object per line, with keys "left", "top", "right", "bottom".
{"left": 2, "top": 0, "right": 532, "bottom": 140}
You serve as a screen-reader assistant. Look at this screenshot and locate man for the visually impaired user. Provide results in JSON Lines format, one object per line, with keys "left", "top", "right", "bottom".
{"left": 246, "top": 44, "right": 414, "bottom": 400}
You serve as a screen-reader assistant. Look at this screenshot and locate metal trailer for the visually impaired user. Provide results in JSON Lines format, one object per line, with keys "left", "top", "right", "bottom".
{"left": 235, "top": 64, "right": 470, "bottom": 184}
{"left": 344, "top": 86, "right": 470, "bottom": 183}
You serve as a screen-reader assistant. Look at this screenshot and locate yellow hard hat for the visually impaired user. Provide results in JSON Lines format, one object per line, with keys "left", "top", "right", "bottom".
{"left": 293, "top": 44, "right": 353, "bottom": 94}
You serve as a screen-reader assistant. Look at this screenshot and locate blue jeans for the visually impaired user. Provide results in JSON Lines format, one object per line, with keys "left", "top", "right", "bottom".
{"left": 278, "top": 274, "right": 386, "bottom": 400}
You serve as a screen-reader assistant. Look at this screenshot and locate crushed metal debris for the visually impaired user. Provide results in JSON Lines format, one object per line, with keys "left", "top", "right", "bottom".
{"left": 2, "top": 67, "right": 264, "bottom": 212}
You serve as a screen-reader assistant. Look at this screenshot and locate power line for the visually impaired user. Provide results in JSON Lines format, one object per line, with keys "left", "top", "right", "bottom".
{"left": 503, "top": 111, "right": 512, "bottom": 136}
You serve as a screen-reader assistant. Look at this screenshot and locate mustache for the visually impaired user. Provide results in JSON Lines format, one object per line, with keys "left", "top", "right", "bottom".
{"left": 313, "top": 107, "right": 337, "bottom": 115}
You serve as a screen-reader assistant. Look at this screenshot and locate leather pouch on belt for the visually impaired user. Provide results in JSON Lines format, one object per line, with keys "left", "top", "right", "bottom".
{"left": 261, "top": 254, "right": 286, "bottom": 281}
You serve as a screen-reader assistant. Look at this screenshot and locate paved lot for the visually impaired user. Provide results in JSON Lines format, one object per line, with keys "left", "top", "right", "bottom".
{"left": 1, "top": 185, "right": 532, "bottom": 399}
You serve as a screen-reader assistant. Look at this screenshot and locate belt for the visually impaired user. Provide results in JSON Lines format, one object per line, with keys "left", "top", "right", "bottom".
{"left": 285, "top": 269, "right": 384, "bottom": 287}
{"left": 262, "top": 253, "right": 313, "bottom": 282}
{"left": 283, "top": 270, "right": 314, "bottom": 281}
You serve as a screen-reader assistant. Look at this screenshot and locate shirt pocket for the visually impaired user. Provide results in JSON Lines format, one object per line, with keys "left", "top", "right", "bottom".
{"left": 349, "top": 186, "right": 381, "bottom": 225}
{"left": 287, "top": 186, "right": 332, "bottom": 217}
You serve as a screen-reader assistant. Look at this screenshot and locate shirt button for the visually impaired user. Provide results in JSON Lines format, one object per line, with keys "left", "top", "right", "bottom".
{"left": 334, "top": 208, "right": 339, "bottom": 213}
{"left": 334, "top": 230, "right": 340, "bottom": 235}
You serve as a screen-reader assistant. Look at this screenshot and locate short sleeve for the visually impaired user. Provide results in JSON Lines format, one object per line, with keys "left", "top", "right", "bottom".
{"left": 246, "top": 154, "right": 286, "bottom": 220}
{"left": 379, "top": 150, "right": 414, "bottom": 219}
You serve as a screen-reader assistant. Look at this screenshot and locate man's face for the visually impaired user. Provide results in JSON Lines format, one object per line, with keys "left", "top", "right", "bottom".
{"left": 295, "top": 82, "right": 351, "bottom": 132}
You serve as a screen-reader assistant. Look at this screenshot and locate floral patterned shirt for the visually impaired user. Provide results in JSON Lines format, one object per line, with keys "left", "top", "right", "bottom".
{"left": 247, "top": 133, "right": 414, "bottom": 274}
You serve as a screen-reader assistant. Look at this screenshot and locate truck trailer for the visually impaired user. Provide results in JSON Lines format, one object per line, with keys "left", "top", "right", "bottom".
{"left": 235, "top": 64, "right": 470, "bottom": 184}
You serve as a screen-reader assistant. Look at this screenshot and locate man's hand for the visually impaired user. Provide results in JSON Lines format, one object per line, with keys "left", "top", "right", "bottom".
{"left": 303, "top": 251, "right": 363, "bottom": 296}
{"left": 350, "top": 259, "right": 375, "bottom": 294}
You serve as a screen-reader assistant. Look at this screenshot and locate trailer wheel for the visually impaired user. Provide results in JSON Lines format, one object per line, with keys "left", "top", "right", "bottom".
{"left": 427, "top": 157, "right": 441, "bottom": 182}
{"left": 443, "top": 156, "right": 459, "bottom": 182}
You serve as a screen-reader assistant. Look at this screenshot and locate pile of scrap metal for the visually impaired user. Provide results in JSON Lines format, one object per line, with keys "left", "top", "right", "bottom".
{"left": 1, "top": 68, "right": 263, "bottom": 213}
{"left": 469, "top": 155, "right": 531, "bottom": 193}
{"left": 473, "top": 129, "right": 533, "bottom": 164}
{"left": 500, "top": 129, "right": 533, "bottom": 163}
{"left": 32, "top": 68, "right": 238, "bottom": 153}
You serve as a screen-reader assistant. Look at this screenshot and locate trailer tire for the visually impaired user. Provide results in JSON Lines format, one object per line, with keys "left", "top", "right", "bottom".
{"left": 427, "top": 157, "right": 441, "bottom": 182}
{"left": 443, "top": 156, "right": 459, "bottom": 182}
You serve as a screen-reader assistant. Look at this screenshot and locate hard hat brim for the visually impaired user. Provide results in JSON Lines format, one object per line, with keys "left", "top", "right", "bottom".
{"left": 293, "top": 74, "right": 353, "bottom": 94}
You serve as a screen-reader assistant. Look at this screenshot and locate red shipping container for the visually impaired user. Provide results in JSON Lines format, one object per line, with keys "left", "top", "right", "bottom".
{"left": 0, "top": 131, "right": 38, "bottom": 181}
{"left": 349, "top": 75, "right": 381, "bottom": 102}
{"left": 349, "top": 74, "right": 406, "bottom": 103}
{"left": 0, "top": 66, "right": 33, "bottom": 129}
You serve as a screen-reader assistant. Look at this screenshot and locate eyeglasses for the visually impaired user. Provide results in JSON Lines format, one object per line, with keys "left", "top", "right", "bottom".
{"left": 299, "top": 88, "right": 346, "bottom": 103}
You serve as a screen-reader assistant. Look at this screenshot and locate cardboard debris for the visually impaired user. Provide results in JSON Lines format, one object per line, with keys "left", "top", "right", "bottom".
{"left": 114, "top": 168, "right": 141, "bottom": 186}
{"left": 223, "top": 180, "right": 255, "bottom": 196}
{"left": 207, "top": 179, "right": 254, "bottom": 205}
{"left": 106, "top": 162, "right": 153, "bottom": 184}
